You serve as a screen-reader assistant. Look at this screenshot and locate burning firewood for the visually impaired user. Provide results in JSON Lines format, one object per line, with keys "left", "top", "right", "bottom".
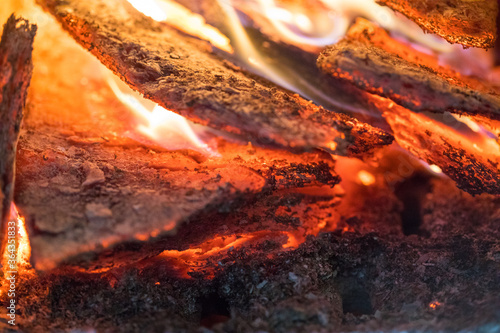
{"left": 317, "top": 18, "right": 500, "bottom": 122}
{"left": 171, "top": 0, "right": 394, "bottom": 131}
{"left": 376, "top": 0, "right": 498, "bottom": 49}
{"left": 17, "top": 129, "right": 339, "bottom": 270}
{"left": 0, "top": 15, "right": 36, "bottom": 252}
{"left": 3, "top": 1, "right": 341, "bottom": 272}
{"left": 370, "top": 96, "right": 500, "bottom": 195}
{"left": 317, "top": 19, "right": 500, "bottom": 195}
{"left": 35, "top": 0, "right": 393, "bottom": 157}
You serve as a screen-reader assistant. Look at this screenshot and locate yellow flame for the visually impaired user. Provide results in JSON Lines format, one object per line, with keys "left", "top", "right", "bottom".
{"left": 11, "top": 205, "right": 31, "bottom": 268}
{"left": 107, "top": 74, "right": 218, "bottom": 156}
{"left": 126, "top": 0, "right": 233, "bottom": 53}
{"left": 1, "top": 204, "right": 32, "bottom": 297}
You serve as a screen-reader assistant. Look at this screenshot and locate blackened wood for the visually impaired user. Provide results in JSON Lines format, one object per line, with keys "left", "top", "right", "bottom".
{"left": 376, "top": 0, "right": 498, "bottom": 49}
{"left": 36, "top": 0, "right": 392, "bottom": 157}
{"left": 317, "top": 18, "right": 500, "bottom": 121}
{"left": 0, "top": 15, "right": 36, "bottom": 250}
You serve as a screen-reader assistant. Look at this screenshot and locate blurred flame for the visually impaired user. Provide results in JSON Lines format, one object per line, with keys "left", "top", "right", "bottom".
{"left": 249, "top": 0, "right": 449, "bottom": 50}
{"left": 253, "top": 0, "right": 493, "bottom": 76}
{"left": 357, "top": 170, "right": 375, "bottom": 186}
{"left": 107, "top": 74, "right": 218, "bottom": 156}
{"left": 126, "top": 0, "right": 232, "bottom": 53}
{"left": 1, "top": 204, "right": 33, "bottom": 297}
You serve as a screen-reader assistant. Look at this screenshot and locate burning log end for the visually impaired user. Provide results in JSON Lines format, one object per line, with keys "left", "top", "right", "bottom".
{"left": 0, "top": 14, "right": 36, "bottom": 249}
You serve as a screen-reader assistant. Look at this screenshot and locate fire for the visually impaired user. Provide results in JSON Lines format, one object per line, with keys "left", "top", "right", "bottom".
{"left": 428, "top": 164, "right": 442, "bottom": 174}
{"left": 1, "top": 204, "right": 33, "bottom": 297}
{"left": 107, "top": 74, "right": 218, "bottom": 156}
{"left": 155, "top": 231, "right": 273, "bottom": 278}
{"left": 126, "top": 0, "right": 232, "bottom": 53}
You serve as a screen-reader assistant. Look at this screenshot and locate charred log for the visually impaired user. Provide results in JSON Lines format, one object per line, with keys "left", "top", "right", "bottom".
{"left": 317, "top": 18, "right": 500, "bottom": 122}
{"left": 16, "top": 128, "right": 339, "bottom": 271}
{"left": 173, "top": 0, "right": 393, "bottom": 130}
{"left": 0, "top": 15, "right": 36, "bottom": 250}
{"left": 317, "top": 18, "right": 500, "bottom": 195}
{"left": 376, "top": 0, "right": 498, "bottom": 49}
{"left": 35, "top": 0, "right": 392, "bottom": 157}
{"left": 377, "top": 97, "right": 500, "bottom": 195}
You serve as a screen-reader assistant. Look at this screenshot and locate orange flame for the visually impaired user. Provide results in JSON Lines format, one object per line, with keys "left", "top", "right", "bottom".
{"left": 1, "top": 204, "right": 33, "bottom": 297}
{"left": 156, "top": 231, "right": 275, "bottom": 278}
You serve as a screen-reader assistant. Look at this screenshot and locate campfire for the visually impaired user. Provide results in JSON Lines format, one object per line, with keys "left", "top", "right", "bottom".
{"left": 0, "top": 0, "right": 499, "bottom": 331}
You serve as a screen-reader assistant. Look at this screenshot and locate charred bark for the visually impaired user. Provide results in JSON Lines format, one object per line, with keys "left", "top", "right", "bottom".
{"left": 35, "top": 0, "right": 392, "bottom": 157}
{"left": 317, "top": 19, "right": 500, "bottom": 195}
{"left": 379, "top": 99, "right": 500, "bottom": 195}
{"left": 0, "top": 15, "right": 36, "bottom": 251}
{"left": 376, "top": 0, "right": 498, "bottom": 49}
{"left": 317, "top": 18, "right": 500, "bottom": 122}
{"left": 16, "top": 128, "right": 339, "bottom": 270}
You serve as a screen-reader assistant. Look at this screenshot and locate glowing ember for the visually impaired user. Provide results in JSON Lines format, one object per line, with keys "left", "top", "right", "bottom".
{"left": 357, "top": 170, "right": 376, "bottom": 186}
{"left": 429, "top": 301, "right": 441, "bottom": 309}
{"left": 126, "top": 0, "right": 233, "bottom": 53}
{"left": 157, "top": 232, "right": 273, "bottom": 278}
{"left": 107, "top": 74, "right": 218, "bottom": 156}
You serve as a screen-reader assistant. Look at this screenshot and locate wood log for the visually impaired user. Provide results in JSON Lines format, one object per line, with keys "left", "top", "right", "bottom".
{"left": 0, "top": 15, "right": 36, "bottom": 252}
{"left": 35, "top": 0, "right": 393, "bottom": 157}
{"left": 172, "top": 0, "right": 394, "bottom": 131}
{"left": 317, "top": 19, "right": 500, "bottom": 195}
{"left": 317, "top": 18, "right": 500, "bottom": 122}
{"left": 376, "top": 0, "right": 498, "bottom": 49}
{"left": 17, "top": 128, "right": 340, "bottom": 271}
{"left": 13, "top": 18, "right": 340, "bottom": 271}
{"left": 370, "top": 96, "right": 500, "bottom": 195}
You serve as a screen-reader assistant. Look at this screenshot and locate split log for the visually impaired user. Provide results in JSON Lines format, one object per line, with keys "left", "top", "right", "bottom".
{"left": 376, "top": 0, "right": 498, "bottom": 49}
{"left": 0, "top": 15, "right": 36, "bottom": 252}
{"left": 35, "top": 0, "right": 393, "bottom": 157}
{"left": 317, "top": 18, "right": 500, "bottom": 121}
